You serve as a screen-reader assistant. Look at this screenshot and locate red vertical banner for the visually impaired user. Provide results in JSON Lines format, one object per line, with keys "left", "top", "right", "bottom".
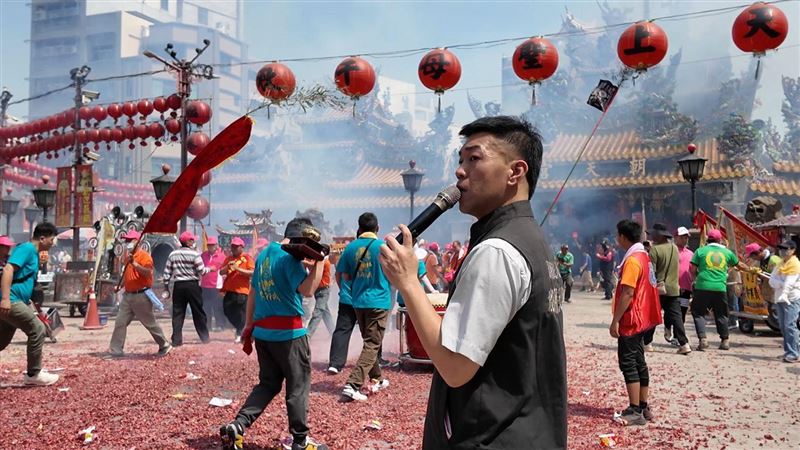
{"left": 55, "top": 167, "right": 72, "bottom": 228}
{"left": 75, "top": 164, "right": 94, "bottom": 228}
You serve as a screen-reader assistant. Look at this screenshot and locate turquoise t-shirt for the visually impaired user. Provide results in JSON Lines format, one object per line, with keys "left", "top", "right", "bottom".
{"left": 8, "top": 242, "right": 38, "bottom": 304}
{"left": 251, "top": 243, "right": 308, "bottom": 342}
{"left": 397, "top": 260, "right": 427, "bottom": 307}
{"left": 338, "top": 235, "right": 391, "bottom": 310}
{"left": 337, "top": 276, "right": 353, "bottom": 306}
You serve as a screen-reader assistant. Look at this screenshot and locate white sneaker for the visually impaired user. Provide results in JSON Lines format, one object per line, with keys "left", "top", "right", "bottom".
{"left": 341, "top": 384, "right": 367, "bottom": 402}
{"left": 326, "top": 366, "right": 339, "bottom": 374}
{"left": 234, "top": 335, "right": 242, "bottom": 344}
{"left": 23, "top": 371, "right": 59, "bottom": 386}
{"left": 368, "top": 378, "right": 390, "bottom": 394}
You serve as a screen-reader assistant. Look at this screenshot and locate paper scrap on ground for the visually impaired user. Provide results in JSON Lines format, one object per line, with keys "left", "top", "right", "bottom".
{"left": 172, "top": 393, "right": 188, "bottom": 400}
{"left": 209, "top": 397, "right": 233, "bottom": 407}
{"left": 58, "top": 387, "right": 70, "bottom": 392}
{"left": 188, "top": 360, "right": 196, "bottom": 365}
{"left": 185, "top": 372, "right": 201, "bottom": 380}
{"left": 78, "top": 426, "right": 96, "bottom": 445}
{"left": 227, "top": 349, "right": 236, "bottom": 354}
{"left": 48, "top": 368, "right": 65, "bottom": 373}
{"left": 364, "top": 419, "right": 383, "bottom": 431}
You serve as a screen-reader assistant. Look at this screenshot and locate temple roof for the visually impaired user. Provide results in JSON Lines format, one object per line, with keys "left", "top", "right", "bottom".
{"left": 215, "top": 193, "right": 437, "bottom": 211}
{"left": 772, "top": 161, "right": 800, "bottom": 174}
{"left": 538, "top": 165, "right": 750, "bottom": 190}
{"left": 325, "top": 164, "right": 434, "bottom": 190}
{"left": 544, "top": 133, "right": 723, "bottom": 164}
{"left": 750, "top": 178, "right": 800, "bottom": 197}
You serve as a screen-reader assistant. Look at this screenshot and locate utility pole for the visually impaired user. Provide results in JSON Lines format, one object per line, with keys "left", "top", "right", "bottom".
{"left": 69, "top": 65, "right": 95, "bottom": 261}
{"left": 144, "top": 39, "right": 214, "bottom": 233}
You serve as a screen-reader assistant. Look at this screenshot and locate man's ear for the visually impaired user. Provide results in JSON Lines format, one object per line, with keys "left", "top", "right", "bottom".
{"left": 508, "top": 159, "right": 528, "bottom": 186}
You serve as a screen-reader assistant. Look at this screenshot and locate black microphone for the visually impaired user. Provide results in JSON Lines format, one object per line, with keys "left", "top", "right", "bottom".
{"left": 397, "top": 185, "right": 461, "bottom": 245}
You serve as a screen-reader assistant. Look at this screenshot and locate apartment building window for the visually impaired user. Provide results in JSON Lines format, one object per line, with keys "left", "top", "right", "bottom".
{"left": 33, "top": 37, "right": 78, "bottom": 58}
{"left": 219, "top": 52, "right": 234, "bottom": 75}
{"left": 87, "top": 32, "right": 116, "bottom": 61}
{"left": 198, "top": 7, "right": 208, "bottom": 25}
{"left": 161, "top": 0, "right": 169, "bottom": 11}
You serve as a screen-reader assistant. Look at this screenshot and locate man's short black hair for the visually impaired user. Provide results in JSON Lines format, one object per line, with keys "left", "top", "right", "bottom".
{"left": 459, "top": 115, "right": 543, "bottom": 199}
{"left": 358, "top": 212, "right": 378, "bottom": 233}
{"left": 284, "top": 217, "right": 314, "bottom": 238}
{"left": 617, "top": 220, "right": 642, "bottom": 244}
{"left": 33, "top": 222, "right": 57, "bottom": 239}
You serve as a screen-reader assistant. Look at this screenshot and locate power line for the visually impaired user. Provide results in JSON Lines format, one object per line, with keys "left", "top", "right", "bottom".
{"left": 212, "top": 0, "right": 796, "bottom": 68}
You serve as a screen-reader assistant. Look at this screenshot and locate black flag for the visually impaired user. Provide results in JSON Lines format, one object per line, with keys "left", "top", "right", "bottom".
{"left": 587, "top": 79, "right": 619, "bottom": 112}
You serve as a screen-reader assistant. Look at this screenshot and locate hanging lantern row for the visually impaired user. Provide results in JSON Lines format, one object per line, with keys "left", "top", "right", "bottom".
{"left": 0, "top": 97, "right": 211, "bottom": 143}
{"left": 2, "top": 169, "right": 155, "bottom": 203}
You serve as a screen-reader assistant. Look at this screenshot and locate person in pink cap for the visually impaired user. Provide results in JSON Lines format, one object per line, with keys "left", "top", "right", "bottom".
{"left": 0, "top": 235, "right": 13, "bottom": 271}
{"left": 163, "top": 230, "right": 209, "bottom": 346}
{"left": 108, "top": 230, "right": 171, "bottom": 357}
{"left": 201, "top": 236, "right": 228, "bottom": 331}
{"left": 689, "top": 229, "right": 743, "bottom": 351}
{"left": 220, "top": 237, "right": 255, "bottom": 342}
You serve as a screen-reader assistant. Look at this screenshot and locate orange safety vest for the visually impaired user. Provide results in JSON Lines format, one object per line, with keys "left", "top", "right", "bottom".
{"left": 614, "top": 251, "right": 662, "bottom": 337}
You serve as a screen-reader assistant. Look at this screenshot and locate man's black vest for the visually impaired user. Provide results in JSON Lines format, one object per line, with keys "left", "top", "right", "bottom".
{"left": 423, "top": 201, "right": 567, "bottom": 450}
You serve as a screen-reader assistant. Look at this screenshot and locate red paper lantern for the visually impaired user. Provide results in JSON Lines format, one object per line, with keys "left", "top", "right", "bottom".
{"left": 256, "top": 62, "right": 296, "bottom": 102}
{"left": 334, "top": 57, "right": 376, "bottom": 99}
{"left": 47, "top": 115, "right": 58, "bottom": 131}
{"left": 76, "top": 130, "right": 89, "bottom": 144}
{"left": 91, "top": 105, "right": 107, "bottom": 123}
{"left": 88, "top": 129, "right": 100, "bottom": 142}
{"left": 154, "top": 97, "right": 168, "bottom": 113}
{"left": 99, "top": 128, "right": 112, "bottom": 142}
{"left": 186, "top": 101, "right": 212, "bottom": 125}
{"left": 732, "top": 2, "right": 789, "bottom": 55}
{"left": 111, "top": 128, "right": 125, "bottom": 143}
{"left": 165, "top": 119, "right": 181, "bottom": 135}
{"left": 187, "top": 195, "right": 210, "bottom": 220}
{"left": 134, "top": 124, "right": 149, "bottom": 140}
{"left": 107, "top": 104, "right": 123, "bottom": 120}
{"left": 617, "top": 21, "right": 668, "bottom": 70}
{"left": 122, "top": 102, "right": 137, "bottom": 118}
{"left": 512, "top": 37, "right": 559, "bottom": 104}
{"left": 418, "top": 48, "right": 461, "bottom": 111}
{"left": 167, "top": 94, "right": 182, "bottom": 110}
{"left": 199, "top": 171, "right": 212, "bottom": 188}
{"left": 137, "top": 99, "right": 154, "bottom": 117}
{"left": 78, "top": 106, "right": 92, "bottom": 122}
{"left": 148, "top": 122, "right": 165, "bottom": 139}
{"left": 187, "top": 132, "right": 210, "bottom": 156}
{"left": 123, "top": 126, "right": 136, "bottom": 141}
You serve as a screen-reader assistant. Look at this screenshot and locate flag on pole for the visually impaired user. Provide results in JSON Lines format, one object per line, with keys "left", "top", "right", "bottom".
{"left": 587, "top": 79, "right": 619, "bottom": 112}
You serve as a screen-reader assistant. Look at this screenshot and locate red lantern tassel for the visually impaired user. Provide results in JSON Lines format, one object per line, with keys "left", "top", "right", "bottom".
{"left": 437, "top": 94, "right": 442, "bottom": 113}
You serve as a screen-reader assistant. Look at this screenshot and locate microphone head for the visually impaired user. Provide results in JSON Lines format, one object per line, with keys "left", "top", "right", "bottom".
{"left": 436, "top": 185, "right": 461, "bottom": 209}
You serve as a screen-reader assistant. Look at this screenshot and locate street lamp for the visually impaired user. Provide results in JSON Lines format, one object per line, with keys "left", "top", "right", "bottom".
{"left": 32, "top": 175, "right": 56, "bottom": 223}
{"left": 24, "top": 206, "right": 42, "bottom": 230}
{"left": 401, "top": 160, "right": 425, "bottom": 223}
{"left": 677, "top": 143, "right": 707, "bottom": 221}
{"left": 1, "top": 187, "right": 20, "bottom": 236}
{"left": 150, "top": 164, "right": 176, "bottom": 201}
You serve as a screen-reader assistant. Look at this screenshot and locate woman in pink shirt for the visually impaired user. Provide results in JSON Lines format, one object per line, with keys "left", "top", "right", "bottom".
{"left": 201, "top": 236, "right": 228, "bottom": 331}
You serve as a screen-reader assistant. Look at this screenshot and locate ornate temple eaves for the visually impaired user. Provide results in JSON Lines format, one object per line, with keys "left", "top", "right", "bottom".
{"left": 538, "top": 165, "right": 751, "bottom": 191}
{"left": 544, "top": 132, "right": 723, "bottom": 164}
{"left": 215, "top": 194, "right": 437, "bottom": 211}
{"left": 325, "top": 164, "right": 434, "bottom": 190}
{"left": 750, "top": 179, "right": 800, "bottom": 197}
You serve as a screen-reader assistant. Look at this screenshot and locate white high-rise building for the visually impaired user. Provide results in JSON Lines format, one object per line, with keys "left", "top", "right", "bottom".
{"left": 28, "top": 0, "right": 248, "bottom": 183}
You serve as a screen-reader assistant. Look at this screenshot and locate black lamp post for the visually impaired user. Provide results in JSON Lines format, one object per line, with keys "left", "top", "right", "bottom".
{"left": 677, "top": 143, "right": 707, "bottom": 221}
{"left": 401, "top": 160, "right": 425, "bottom": 223}
{"left": 1, "top": 188, "right": 20, "bottom": 235}
{"left": 150, "top": 164, "right": 176, "bottom": 201}
{"left": 32, "top": 176, "right": 57, "bottom": 223}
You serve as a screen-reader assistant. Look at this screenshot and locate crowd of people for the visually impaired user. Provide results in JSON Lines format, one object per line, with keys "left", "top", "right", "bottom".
{"left": 2, "top": 114, "right": 800, "bottom": 449}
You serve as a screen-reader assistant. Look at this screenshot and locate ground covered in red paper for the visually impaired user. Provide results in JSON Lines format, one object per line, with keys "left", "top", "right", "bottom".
{"left": 1, "top": 292, "right": 798, "bottom": 449}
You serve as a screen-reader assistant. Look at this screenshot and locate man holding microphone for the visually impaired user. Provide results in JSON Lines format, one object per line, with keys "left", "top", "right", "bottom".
{"left": 379, "top": 116, "right": 567, "bottom": 449}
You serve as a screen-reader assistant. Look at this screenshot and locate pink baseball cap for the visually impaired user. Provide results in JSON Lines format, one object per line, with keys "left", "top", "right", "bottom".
{"left": 206, "top": 236, "right": 218, "bottom": 245}
{"left": 428, "top": 242, "right": 440, "bottom": 252}
{"left": 745, "top": 243, "right": 762, "bottom": 255}
{"left": 707, "top": 229, "right": 723, "bottom": 241}
{"left": 231, "top": 237, "right": 245, "bottom": 247}
{"left": 0, "top": 235, "right": 13, "bottom": 247}
{"left": 122, "top": 230, "right": 142, "bottom": 241}
{"left": 179, "top": 231, "right": 197, "bottom": 243}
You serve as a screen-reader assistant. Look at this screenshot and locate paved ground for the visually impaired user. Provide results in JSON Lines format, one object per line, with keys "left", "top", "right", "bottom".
{"left": 1, "top": 291, "right": 798, "bottom": 449}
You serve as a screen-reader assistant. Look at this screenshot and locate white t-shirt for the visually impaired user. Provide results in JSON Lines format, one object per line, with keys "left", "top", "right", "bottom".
{"left": 441, "top": 238, "right": 531, "bottom": 366}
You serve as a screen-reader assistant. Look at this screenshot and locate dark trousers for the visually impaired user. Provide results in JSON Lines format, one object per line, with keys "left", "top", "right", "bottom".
{"left": 328, "top": 303, "right": 356, "bottom": 370}
{"left": 223, "top": 292, "right": 247, "bottom": 336}
{"left": 643, "top": 295, "right": 688, "bottom": 346}
{"left": 202, "top": 287, "right": 227, "bottom": 330}
{"left": 561, "top": 272, "right": 573, "bottom": 301}
{"left": 171, "top": 281, "right": 209, "bottom": 346}
{"left": 691, "top": 289, "right": 729, "bottom": 340}
{"left": 234, "top": 336, "right": 310, "bottom": 445}
{"left": 346, "top": 308, "right": 389, "bottom": 388}
{"left": 618, "top": 331, "right": 649, "bottom": 386}
{"left": 601, "top": 269, "right": 614, "bottom": 299}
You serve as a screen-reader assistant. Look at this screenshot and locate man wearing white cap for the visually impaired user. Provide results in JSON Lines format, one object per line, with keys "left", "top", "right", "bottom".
{"left": 674, "top": 227, "right": 694, "bottom": 327}
{"left": 164, "top": 231, "right": 209, "bottom": 346}
{"left": 109, "top": 230, "right": 171, "bottom": 357}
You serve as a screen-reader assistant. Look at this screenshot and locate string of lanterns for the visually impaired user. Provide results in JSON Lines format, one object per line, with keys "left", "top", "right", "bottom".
{"left": 0, "top": 96, "right": 212, "bottom": 161}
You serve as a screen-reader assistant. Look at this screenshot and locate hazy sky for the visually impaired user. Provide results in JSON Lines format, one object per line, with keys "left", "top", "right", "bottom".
{"left": 1, "top": 1, "right": 798, "bottom": 129}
